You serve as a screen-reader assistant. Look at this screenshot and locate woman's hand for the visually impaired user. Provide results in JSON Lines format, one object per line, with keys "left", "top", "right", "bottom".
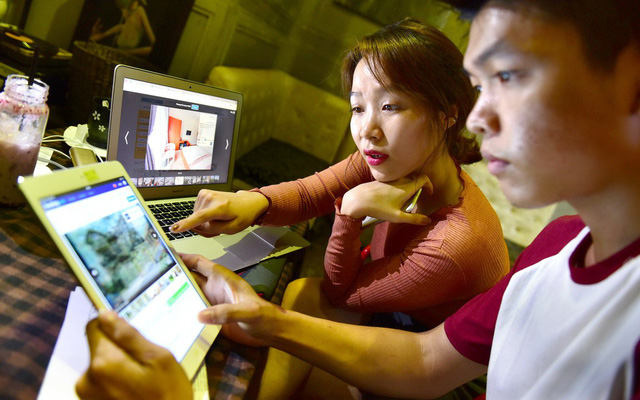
{"left": 76, "top": 312, "right": 192, "bottom": 400}
{"left": 89, "top": 18, "right": 104, "bottom": 42}
{"left": 341, "top": 174, "right": 433, "bottom": 225}
{"left": 182, "top": 253, "right": 282, "bottom": 347}
{"left": 170, "top": 190, "right": 269, "bottom": 237}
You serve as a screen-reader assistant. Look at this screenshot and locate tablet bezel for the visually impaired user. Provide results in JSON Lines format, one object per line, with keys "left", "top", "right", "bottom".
{"left": 19, "top": 161, "right": 220, "bottom": 379}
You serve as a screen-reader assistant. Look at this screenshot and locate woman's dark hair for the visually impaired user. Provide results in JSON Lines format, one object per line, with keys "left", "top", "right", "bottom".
{"left": 342, "top": 18, "right": 481, "bottom": 165}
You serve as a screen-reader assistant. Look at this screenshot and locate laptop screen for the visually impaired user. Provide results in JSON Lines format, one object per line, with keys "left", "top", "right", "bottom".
{"left": 107, "top": 65, "right": 243, "bottom": 200}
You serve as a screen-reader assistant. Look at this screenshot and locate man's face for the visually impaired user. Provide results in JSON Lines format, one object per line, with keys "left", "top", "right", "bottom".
{"left": 464, "top": 7, "right": 632, "bottom": 209}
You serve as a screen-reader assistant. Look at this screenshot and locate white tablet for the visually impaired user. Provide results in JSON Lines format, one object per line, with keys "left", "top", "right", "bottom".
{"left": 19, "top": 161, "right": 219, "bottom": 380}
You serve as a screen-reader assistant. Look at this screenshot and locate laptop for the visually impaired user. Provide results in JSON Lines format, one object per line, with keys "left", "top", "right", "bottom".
{"left": 106, "top": 65, "right": 308, "bottom": 271}
{"left": 18, "top": 161, "right": 219, "bottom": 380}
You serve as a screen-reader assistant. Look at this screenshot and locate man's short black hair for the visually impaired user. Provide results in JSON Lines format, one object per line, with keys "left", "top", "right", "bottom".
{"left": 441, "top": 0, "right": 486, "bottom": 19}
{"left": 442, "top": 0, "right": 640, "bottom": 72}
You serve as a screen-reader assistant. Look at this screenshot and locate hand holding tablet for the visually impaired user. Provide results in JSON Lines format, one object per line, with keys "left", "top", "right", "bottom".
{"left": 76, "top": 310, "right": 193, "bottom": 399}
{"left": 19, "top": 161, "right": 220, "bottom": 380}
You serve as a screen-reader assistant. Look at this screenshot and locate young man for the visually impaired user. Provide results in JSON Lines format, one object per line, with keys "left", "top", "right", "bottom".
{"left": 76, "top": 1, "right": 640, "bottom": 398}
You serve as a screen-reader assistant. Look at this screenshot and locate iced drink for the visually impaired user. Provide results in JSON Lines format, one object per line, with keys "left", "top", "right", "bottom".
{"left": 0, "top": 75, "right": 49, "bottom": 208}
{"left": 0, "top": 139, "right": 40, "bottom": 207}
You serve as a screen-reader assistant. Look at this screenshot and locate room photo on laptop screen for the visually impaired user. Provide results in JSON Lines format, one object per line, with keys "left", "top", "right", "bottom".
{"left": 116, "top": 77, "right": 238, "bottom": 188}
{"left": 146, "top": 105, "right": 217, "bottom": 171}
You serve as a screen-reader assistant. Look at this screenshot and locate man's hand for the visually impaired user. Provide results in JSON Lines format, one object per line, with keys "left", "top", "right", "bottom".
{"left": 170, "top": 190, "right": 269, "bottom": 237}
{"left": 76, "top": 311, "right": 192, "bottom": 400}
{"left": 182, "top": 253, "right": 282, "bottom": 347}
{"left": 341, "top": 173, "right": 433, "bottom": 225}
{"left": 75, "top": 253, "right": 280, "bottom": 399}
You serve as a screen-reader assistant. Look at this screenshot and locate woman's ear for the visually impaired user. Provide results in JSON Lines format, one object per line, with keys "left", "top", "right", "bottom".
{"left": 440, "top": 106, "right": 459, "bottom": 129}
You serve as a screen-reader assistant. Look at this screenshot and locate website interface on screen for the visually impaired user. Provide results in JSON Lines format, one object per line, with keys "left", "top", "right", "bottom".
{"left": 115, "top": 78, "right": 238, "bottom": 188}
{"left": 41, "top": 178, "right": 207, "bottom": 360}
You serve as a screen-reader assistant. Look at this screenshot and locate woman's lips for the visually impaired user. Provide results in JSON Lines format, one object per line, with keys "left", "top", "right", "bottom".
{"left": 485, "top": 155, "right": 509, "bottom": 175}
{"left": 364, "top": 150, "right": 389, "bottom": 166}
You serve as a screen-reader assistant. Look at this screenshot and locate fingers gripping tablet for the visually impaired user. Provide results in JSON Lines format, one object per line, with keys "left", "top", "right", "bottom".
{"left": 18, "top": 161, "right": 220, "bottom": 379}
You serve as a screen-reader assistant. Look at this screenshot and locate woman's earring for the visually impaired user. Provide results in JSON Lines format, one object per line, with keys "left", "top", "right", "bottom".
{"left": 447, "top": 117, "right": 457, "bottom": 128}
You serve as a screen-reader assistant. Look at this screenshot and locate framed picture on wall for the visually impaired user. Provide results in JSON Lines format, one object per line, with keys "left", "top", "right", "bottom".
{"left": 0, "top": 0, "right": 32, "bottom": 28}
{"left": 71, "top": 0, "right": 194, "bottom": 71}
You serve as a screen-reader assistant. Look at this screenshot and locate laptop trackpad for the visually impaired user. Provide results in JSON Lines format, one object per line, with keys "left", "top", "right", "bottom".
{"left": 210, "top": 226, "right": 308, "bottom": 270}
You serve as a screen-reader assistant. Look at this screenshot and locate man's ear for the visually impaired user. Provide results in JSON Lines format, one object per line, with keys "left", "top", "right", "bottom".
{"left": 630, "top": 83, "right": 640, "bottom": 147}
{"left": 631, "top": 86, "right": 640, "bottom": 115}
{"left": 627, "top": 46, "right": 640, "bottom": 147}
{"left": 628, "top": 44, "right": 640, "bottom": 115}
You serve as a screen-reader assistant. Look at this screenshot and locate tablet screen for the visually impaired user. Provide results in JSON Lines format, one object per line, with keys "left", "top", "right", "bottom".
{"left": 40, "top": 176, "right": 207, "bottom": 361}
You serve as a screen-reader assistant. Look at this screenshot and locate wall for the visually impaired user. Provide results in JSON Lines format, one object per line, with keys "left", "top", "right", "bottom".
{"left": 0, "top": 0, "right": 31, "bottom": 28}
{"left": 282, "top": 0, "right": 470, "bottom": 95}
{"left": 24, "top": 0, "right": 84, "bottom": 50}
{"left": 21, "top": 0, "right": 470, "bottom": 97}
{"left": 168, "top": 0, "right": 470, "bottom": 96}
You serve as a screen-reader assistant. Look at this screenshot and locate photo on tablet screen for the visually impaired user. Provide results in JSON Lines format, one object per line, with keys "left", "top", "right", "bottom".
{"left": 65, "top": 203, "right": 173, "bottom": 310}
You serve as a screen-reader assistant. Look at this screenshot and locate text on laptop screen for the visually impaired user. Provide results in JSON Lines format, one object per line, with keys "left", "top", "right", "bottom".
{"left": 115, "top": 77, "right": 239, "bottom": 188}
{"left": 40, "top": 178, "right": 208, "bottom": 360}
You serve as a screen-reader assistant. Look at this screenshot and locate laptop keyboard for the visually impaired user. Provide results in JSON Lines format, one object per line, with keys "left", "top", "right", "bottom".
{"left": 148, "top": 201, "right": 199, "bottom": 241}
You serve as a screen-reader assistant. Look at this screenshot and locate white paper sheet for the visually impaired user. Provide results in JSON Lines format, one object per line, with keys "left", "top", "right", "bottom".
{"left": 37, "top": 287, "right": 95, "bottom": 399}
{"left": 37, "top": 287, "right": 209, "bottom": 400}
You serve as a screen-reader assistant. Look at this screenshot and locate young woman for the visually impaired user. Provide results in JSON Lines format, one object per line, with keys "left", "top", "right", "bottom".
{"left": 172, "top": 18, "right": 510, "bottom": 399}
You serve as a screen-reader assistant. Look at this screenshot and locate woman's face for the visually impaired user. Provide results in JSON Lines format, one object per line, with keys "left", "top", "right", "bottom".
{"left": 350, "top": 60, "right": 440, "bottom": 182}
